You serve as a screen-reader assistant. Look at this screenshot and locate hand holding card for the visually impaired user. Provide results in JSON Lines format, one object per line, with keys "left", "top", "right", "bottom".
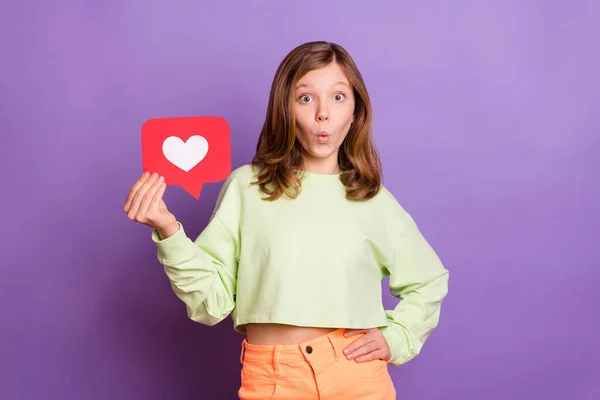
{"left": 124, "top": 116, "right": 232, "bottom": 238}
{"left": 123, "top": 171, "right": 179, "bottom": 239}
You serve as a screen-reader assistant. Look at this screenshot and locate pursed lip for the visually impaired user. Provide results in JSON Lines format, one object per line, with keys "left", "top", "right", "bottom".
{"left": 316, "top": 131, "right": 331, "bottom": 136}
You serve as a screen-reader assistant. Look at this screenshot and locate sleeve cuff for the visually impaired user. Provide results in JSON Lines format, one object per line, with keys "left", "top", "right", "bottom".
{"left": 150, "top": 222, "right": 200, "bottom": 266}
{"left": 379, "top": 322, "right": 410, "bottom": 367}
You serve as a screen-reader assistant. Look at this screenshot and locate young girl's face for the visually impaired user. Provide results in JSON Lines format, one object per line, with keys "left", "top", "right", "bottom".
{"left": 293, "top": 62, "right": 355, "bottom": 169}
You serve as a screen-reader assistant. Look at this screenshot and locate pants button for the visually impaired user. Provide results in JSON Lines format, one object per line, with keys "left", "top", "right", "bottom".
{"left": 306, "top": 345, "right": 313, "bottom": 354}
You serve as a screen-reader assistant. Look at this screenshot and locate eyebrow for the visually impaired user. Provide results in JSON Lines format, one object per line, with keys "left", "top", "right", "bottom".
{"left": 295, "top": 80, "right": 351, "bottom": 90}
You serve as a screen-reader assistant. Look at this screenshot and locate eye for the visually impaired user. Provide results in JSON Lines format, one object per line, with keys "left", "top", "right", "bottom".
{"left": 333, "top": 93, "right": 346, "bottom": 102}
{"left": 299, "top": 94, "right": 313, "bottom": 103}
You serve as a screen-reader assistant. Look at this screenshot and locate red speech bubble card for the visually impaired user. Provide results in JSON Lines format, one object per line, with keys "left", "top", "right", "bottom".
{"left": 142, "top": 116, "right": 231, "bottom": 199}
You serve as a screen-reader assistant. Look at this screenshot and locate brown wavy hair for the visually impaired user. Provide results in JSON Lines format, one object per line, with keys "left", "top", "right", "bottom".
{"left": 251, "top": 41, "right": 383, "bottom": 201}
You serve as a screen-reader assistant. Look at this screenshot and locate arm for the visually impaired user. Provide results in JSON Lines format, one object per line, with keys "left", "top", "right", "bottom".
{"left": 151, "top": 179, "right": 240, "bottom": 326}
{"left": 378, "top": 209, "right": 450, "bottom": 366}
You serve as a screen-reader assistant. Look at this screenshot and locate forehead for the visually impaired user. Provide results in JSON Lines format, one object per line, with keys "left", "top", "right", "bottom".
{"left": 295, "top": 63, "right": 350, "bottom": 89}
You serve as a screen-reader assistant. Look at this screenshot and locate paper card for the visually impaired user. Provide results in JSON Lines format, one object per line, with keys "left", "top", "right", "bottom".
{"left": 141, "top": 116, "right": 231, "bottom": 199}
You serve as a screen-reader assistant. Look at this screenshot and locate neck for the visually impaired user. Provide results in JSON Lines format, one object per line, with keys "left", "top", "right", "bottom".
{"left": 301, "top": 154, "right": 341, "bottom": 175}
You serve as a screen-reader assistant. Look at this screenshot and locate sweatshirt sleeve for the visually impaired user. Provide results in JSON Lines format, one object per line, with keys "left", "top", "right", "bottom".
{"left": 378, "top": 206, "right": 450, "bottom": 367}
{"left": 150, "top": 176, "right": 241, "bottom": 326}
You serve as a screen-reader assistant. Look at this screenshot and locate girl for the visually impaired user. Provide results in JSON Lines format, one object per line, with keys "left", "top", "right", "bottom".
{"left": 124, "top": 41, "right": 449, "bottom": 399}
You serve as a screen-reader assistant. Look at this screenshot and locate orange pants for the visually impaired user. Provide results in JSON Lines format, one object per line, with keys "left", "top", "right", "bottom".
{"left": 238, "top": 328, "right": 396, "bottom": 399}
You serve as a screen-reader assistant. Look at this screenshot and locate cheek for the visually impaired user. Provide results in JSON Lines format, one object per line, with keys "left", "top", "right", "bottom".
{"left": 336, "top": 102, "right": 354, "bottom": 121}
{"left": 339, "top": 109, "right": 354, "bottom": 130}
{"left": 295, "top": 114, "right": 313, "bottom": 135}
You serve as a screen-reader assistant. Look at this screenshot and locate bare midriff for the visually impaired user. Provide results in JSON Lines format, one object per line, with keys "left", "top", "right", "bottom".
{"left": 243, "top": 323, "right": 338, "bottom": 345}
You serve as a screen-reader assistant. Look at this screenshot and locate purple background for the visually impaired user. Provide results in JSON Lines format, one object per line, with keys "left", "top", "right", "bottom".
{"left": 1, "top": 1, "right": 599, "bottom": 399}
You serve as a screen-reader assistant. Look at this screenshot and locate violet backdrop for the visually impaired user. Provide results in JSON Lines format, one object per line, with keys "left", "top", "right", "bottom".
{"left": 1, "top": 1, "right": 598, "bottom": 399}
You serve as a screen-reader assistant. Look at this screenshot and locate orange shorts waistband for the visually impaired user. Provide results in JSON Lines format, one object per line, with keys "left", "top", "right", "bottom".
{"left": 240, "top": 328, "right": 350, "bottom": 364}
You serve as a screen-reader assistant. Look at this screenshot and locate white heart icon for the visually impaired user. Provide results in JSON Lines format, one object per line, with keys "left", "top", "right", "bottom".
{"left": 162, "top": 135, "right": 209, "bottom": 172}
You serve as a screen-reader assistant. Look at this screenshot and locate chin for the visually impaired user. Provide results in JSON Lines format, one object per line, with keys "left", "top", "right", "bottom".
{"left": 298, "top": 138, "right": 338, "bottom": 158}
{"left": 308, "top": 148, "right": 337, "bottom": 159}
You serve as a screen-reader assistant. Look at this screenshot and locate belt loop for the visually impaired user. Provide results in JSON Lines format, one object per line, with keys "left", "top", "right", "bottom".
{"left": 327, "top": 332, "right": 339, "bottom": 360}
{"left": 272, "top": 345, "right": 281, "bottom": 375}
{"left": 240, "top": 340, "right": 246, "bottom": 364}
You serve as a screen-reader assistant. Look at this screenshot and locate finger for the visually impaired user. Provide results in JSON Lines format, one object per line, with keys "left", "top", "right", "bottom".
{"left": 138, "top": 175, "right": 165, "bottom": 217}
{"left": 347, "top": 339, "right": 379, "bottom": 360}
{"left": 146, "top": 181, "right": 167, "bottom": 223}
{"left": 343, "top": 335, "right": 376, "bottom": 358}
{"left": 159, "top": 198, "right": 167, "bottom": 208}
{"left": 150, "top": 181, "right": 166, "bottom": 212}
{"left": 343, "top": 328, "right": 370, "bottom": 338}
{"left": 125, "top": 172, "right": 150, "bottom": 213}
{"left": 124, "top": 172, "right": 150, "bottom": 213}
{"left": 355, "top": 349, "right": 387, "bottom": 363}
{"left": 128, "top": 173, "right": 159, "bottom": 219}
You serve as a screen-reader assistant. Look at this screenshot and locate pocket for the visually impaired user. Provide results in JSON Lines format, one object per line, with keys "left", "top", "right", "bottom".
{"left": 238, "top": 367, "right": 277, "bottom": 400}
{"left": 330, "top": 358, "right": 395, "bottom": 398}
{"left": 354, "top": 358, "right": 389, "bottom": 378}
{"left": 332, "top": 356, "right": 389, "bottom": 381}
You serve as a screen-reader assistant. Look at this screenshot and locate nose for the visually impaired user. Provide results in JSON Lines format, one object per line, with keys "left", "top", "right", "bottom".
{"left": 316, "top": 103, "right": 329, "bottom": 122}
